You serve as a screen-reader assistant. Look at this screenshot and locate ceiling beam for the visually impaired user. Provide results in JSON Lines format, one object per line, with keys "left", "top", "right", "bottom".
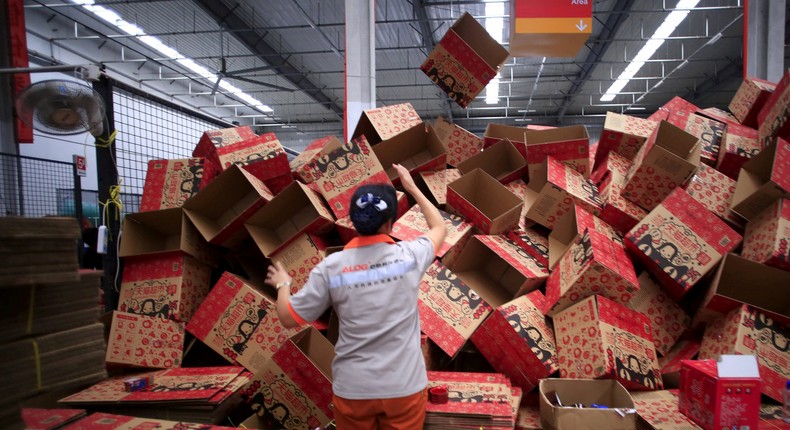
{"left": 191, "top": 0, "right": 344, "bottom": 119}
{"left": 413, "top": 0, "right": 454, "bottom": 121}
{"left": 555, "top": 0, "right": 636, "bottom": 123}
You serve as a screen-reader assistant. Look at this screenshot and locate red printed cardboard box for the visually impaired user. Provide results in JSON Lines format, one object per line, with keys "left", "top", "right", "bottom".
{"left": 591, "top": 145, "right": 632, "bottom": 185}
{"left": 716, "top": 123, "right": 760, "bottom": 179}
{"left": 419, "top": 168, "right": 461, "bottom": 207}
{"left": 730, "top": 76, "right": 777, "bottom": 127}
{"left": 186, "top": 272, "right": 304, "bottom": 374}
{"left": 420, "top": 12, "right": 509, "bottom": 108}
{"left": 193, "top": 125, "right": 257, "bottom": 167}
{"left": 548, "top": 204, "right": 622, "bottom": 269}
{"left": 311, "top": 135, "right": 392, "bottom": 220}
{"left": 434, "top": 116, "right": 483, "bottom": 167}
{"left": 698, "top": 304, "right": 789, "bottom": 402}
{"left": 678, "top": 357, "right": 761, "bottom": 430}
{"left": 105, "top": 311, "right": 184, "bottom": 368}
{"left": 446, "top": 168, "right": 523, "bottom": 234}
{"left": 524, "top": 156, "right": 603, "bottom": 230}
{"left": 289, "top": 136, "right": 342, "bottom": 184}
{"left": 625, "top": 188, "right": 742, "bottom": 301}
{"left": 648, "top": 96, "right": 700, "bottom": 122}
{"left": 545, "top": 229, "right": 639, "bottom": 316}
{"left": 507, "top": 226, "right": 549, "bottom": 268}
{"left": 760, "top": 405, "right": 790, "bottom": 429}
{"left": 417, "top": 260, "right": 494, "bottom": 358}
{"left": 392, "top": 204, "right": 474, "bottom": 258}
{"left": 483, "top": 123, "right": 528, "bottom": 157}
{"left": 351, "top": 102, "right": 421, "bottom": 145}
{"left": 140, "top": 158, "right": 211, "bottom": 211}
{"left": 119, "top": 251, "right": 210, "bottom": 323}
{"left": 732, "top": 137, "right": 790, "bottom": 221}
{"left": 269, "top": 233, "right": 333, "bottom": 296}
{"left": 471, "top": 291, "right": 559, "bottom": 392}
{"left": 631, "top": 390, "right": 704, "bottom": 430}
{"left": 373, "top": 122, "right": 447, "bottom": 186}
{"left": 594, "top": 112, "right": 657, "bottom": 171}
{"left": 683, "top": 164, "right": 743, "bottom": 228}
{"left": 757, "top": 69, "right": 790, "bottom": 144}
{"left": 741, "top": 197, "right": 790, "bottom": 271}
{"left": 504, "top": 179, "right": 530, "bottom": 230}
{"left": 596, "top": 151, "right": 649, "bottom": 235}
{"left": 700, "top": 107, "right": 740, "bottom": 125}
{"left": 523, "top": 125, "right": 591, "bottom": 178}
{"left": 240, "top": 328, "right": 334, "bottom": 430}
{"left": 458, "top": 138, "right": 527, "bottom": 184}
{"left": 621, "top": 120, "right": 701, "bottom": 211}
{"left": 626, "top": 272, "right": 690, "bottom": 357}
{"left": 216, "top": 132, "right": 290, "bottom": 182}
{"left": 62, "top": 413, "right": 237, "bottom": 429}
{"left": 553, "top": 295, "right": 663, "bottom": 391}
{"left": 659, "top": 339, "right": 701, "bottom": 389}
{"left": 676, "top": 113, "right": 726, "bottom": 167}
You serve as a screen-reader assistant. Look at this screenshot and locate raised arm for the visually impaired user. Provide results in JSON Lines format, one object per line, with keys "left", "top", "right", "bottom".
{"left": 393, "top": 163, "right": 447, "bottom": 253}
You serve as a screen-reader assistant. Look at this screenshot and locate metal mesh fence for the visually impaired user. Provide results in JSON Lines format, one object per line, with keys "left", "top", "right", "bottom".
{"left": 0, "top": 152, "right": 76, "bottom": 218}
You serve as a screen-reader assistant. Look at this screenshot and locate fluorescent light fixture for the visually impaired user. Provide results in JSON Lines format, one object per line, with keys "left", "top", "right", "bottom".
{"left": 600, "top": 0, "right": 699, "bottom": 102}
{"left": 514, "top": 118, "right": 532, "bottom": 122}
{"left": 71, "top": 0, "right": 273, "bottom": 113}
{"left": 517, "top": 109, "right": 537, "bottom": 113}
{"left": 484, "top": 1, "right": 504, "bottom": 105}
{"left": 627, "top": 106, "right": 646, "bottom": 110}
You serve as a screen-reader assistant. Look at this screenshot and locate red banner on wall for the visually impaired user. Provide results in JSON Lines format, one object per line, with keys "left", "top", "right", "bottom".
{"left": 7, "top": 0, "right": 33, "bottom": 143}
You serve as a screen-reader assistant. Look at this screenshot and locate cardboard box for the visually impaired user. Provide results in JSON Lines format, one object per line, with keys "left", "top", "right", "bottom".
{"left": 62, "top": 413, "right": 237, "bottom": 429}
{"left": 594, "top": 112, "right": 658, "bottom": 171}
{"left": 186, "top": 272, "right": 304, "bottom": 374}
{"left": 548, "top": 204, "right": 622, "bottom": 269}
{"left": 631, "top": 390, "right": 703, "bottom": 430}
{"left": 716, "top": 123, "right": 760, "bottom": 179}
{"left": 446, "top": 168, "right": 523, "bottom": 234}
{"left": 621, "top": 121, "right": 701, "bottom": 211}
{"left": 545, "top": 229, "right": 639, "bottom": 316}
{"left": 524, "top": 156, "right": 603, "bottom": 230}
{"left": 391, "top": 204, "right": 474, "bottom": 258}
{"left": 424, "top": 371, "right": 519, "bottom": 428}
{"left": 659, "top": 339, "right": 702, "bottom": 389}
{"left": 515, "top": 405, "right": 542, "bottom": 430}
{"left": 140, "top": 158, "right": 211, "bottom": 212}
{"left": 683, "top": 164, "right": 743, "bottom": 228}
{"left": 182, "top": 165, "right": 274, "bottom": 248}
{"left": 419, "top": 168, "right": 461, "bottom": 207}
{"left": 678, "top": 356, "right": 761, "bottom": 430}
{"left": 311, "top": 135, "right": 392, "bottom": 220}
{"left": 105, "top": 311, "right": 184, "bottom": 368}
{"left": 625, "top": 188, "right": 742, "bottom": 301}
{"left": 729, "top": 77, "right": 777, "bottom": 127}
{"left": 261, "top": 172, "right": 294, "bottom": 196}
{"left": 373, "top": 122, "right": 447, "bottom": 186}
{"left": 458, "top": 138, "right": 528, "bottom": 184}
{"left": 647, "top": 97, "right": 700, "bottom": 122}
{"left": 505, "top": 179, "right": 531, "bottom": 230}
{"left": 334, "top": 216, "right": 358, "bottom": 243}
{"left": 523, "top": 125, "right": 591, "bottom": 178}
{"left": 676, "top": 113, "right": 726, "bottom": 167}
{"left": 539, "top": 379, "right": 638, "bottom": 430}
{"left": 243, "top": 181, "right": 334, "bottom": 257}
{"left": 420, "top": 12, "right": 509, "bottom": 108}
{"left": 731, "top": 137, "right": 790, "bottom": 221}
{"left": 193, "top": 126, "right": 257, "bottom": 167}
{"left": 484, "top": 123, "right": 529, "bottom": 157}
{"left": 591, "top": 147, "right": 633, "bottom": 185}
{"left": 700, "top": 106, "right": 740, "bottom": 125}
{"left": 741, "top": 197, "right": 790, "bottom": 271}
{"left": 351, "top": 102, "right": 421, "bottom": 145}
{"left": 240, "top": 328, "right": 334, "bottom": 430}
{"left": 595, "top": 152, "right": 649, "bottom": 235}
{"left": 509, "top": 0, "right": 592, "bottom": 57}
{"left": 434, "top": 116, "right": 483, "bottom": 167}
{"left": 119, "top": 208, "right": 220, "bottom": 267}
{"left": 216, "top": 132, "right": 290, "bottom": 182}
{"left": 268, "top": 233, "right": 332, "bottom": 295}
{"left": 698, "top": 304, "right": 788, "bottom": 402}
{"left": 759, "top": 404, "right": 790, "bottom": 429}
{"left": 119, "top": 251, "right": 211, "bottom": 323}
{"left": 289, "top": 136, "right": 342, "bottom": 184}
{"left": 507, "top": 226, "right": 550, "bottom": 268}
{"left": 471, "top": 291, "right": 559, "bottom": 392}
{"left": 626, "top": 272, "right": 690, "bottom": 357}
{"left": 757, "top": 69, "right": 790, "bottom": 144}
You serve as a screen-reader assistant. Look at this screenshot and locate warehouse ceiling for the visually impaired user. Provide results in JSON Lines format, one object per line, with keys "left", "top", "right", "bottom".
{"left": 22, "top": 0, "right": 788, "bottom": 151}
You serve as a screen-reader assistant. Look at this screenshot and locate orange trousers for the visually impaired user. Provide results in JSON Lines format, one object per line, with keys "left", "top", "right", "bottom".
{"left": 332, "top": 389, "right": 426, "bottom": 430}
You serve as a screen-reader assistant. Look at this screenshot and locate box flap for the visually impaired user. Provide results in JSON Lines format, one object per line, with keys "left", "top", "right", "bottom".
{"left": 451, "top": 12, "right": 509, "bottom": 69}
{"left": 716, "top": 354, "right": 759, "bottom": 378}
{"left": 457, "top": 138, "right": 527, "bottom": 182}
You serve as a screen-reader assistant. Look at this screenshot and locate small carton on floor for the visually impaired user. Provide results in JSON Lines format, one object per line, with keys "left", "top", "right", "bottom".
{"left": 457, "top": 138, "right": 527, "bottom": 184}
{"left": 373, "top": 122, "right": 447, "bottom": 186}
{"left": 682, "top": 164, "right": 743, "bottom": 229}
{"left": 678, "top": 356, "right": 761, "bottom": 430}
{"left": 269, "top": 233, "right": 333, "bottom": 295}
{"left": 419, "top": 168, "right": 461, "bottom": 207}
{"left": 625, "top": 188, "right": 742, "bottom": 301}
{"left": 216, "top": 132, "right": 290, "bottom": 182}
{"left": 548, "top": 204, "right": 621, "bottom": 269}
{"left": 139, "top": 158, "right": 212, "bottom": 211}
{"left": 740, "top": 197, "right": 790, "bottom": 271}
{"left": 630, "top": 390, "right": 703, "bottom": 429}
{"left": 484, "top": 123, "right": 528, "bottom": 156}
{"left": 553, "top": 295, "right": 662, "bottom": 391}
{"left": 420, "top": 12, "right": 509, "bottom": 108}
{"left": 193, "top": 125, "right": 257, "bottom": 167}
{"left": 698, "top": 304, "right": 789, "bottom": 403}
{"left": 289, "top": 136, "right": 342, "bottom": 184}
{"left": 391, "top": 204, "right": 474, "bottom": 258}
{"left": 731, "top": 137, "right": 790, "bottom": 221}
{"left": 433, "top": 116, "right": 483, "bottom": 167}
{"left": 539, "top": 379, "right": 638, "bottom": 430}
{"left": 594, "top": 112, "right": 657, "bottom": 171}
{"left": 757, "top": 68, "right": 790, "bottom": 144}
{"left": 446, "top": 168, "right": 523, "bottom": 234}
{"left": 507, "top": 226, "right": 549, "bottom": 268}
{"left": 716, "top": 123, "right": 761, "bottom": 179}
{"left": 523, "top": 125, "right": 591, "bottom": 178}
{"left": 729, "top": 76, "right": 777, "bottom": 128}
{"left": 105, "top": 311, "right": 185, "bottom": 368}
{"left": 351, "top": 102, "right": 421, "bottom": 145}
{"left": 625, "top": 272, "right": 690, "bottom": 357}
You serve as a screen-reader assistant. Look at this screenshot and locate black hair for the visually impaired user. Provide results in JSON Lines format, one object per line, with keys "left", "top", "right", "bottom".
{"left": 349, "top": 184, "right": 398, "bottom": 235}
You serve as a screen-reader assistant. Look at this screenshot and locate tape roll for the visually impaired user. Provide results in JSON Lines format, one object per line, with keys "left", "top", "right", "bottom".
{"left": 428, "top": 386, "right": 449, "bottom": 404}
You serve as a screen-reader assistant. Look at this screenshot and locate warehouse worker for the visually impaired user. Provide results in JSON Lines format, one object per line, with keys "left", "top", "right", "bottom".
{"left": 265, "top": 163, "right": 446, "bottom": 430}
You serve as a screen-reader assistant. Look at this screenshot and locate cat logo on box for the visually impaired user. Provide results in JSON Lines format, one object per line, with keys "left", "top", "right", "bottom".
{"left": 218, "top": 298, "right": 268, "bottom": 360}
{"left": 426, "top": 263, "right": 488, "bottom": 319}
{"left": 633, "top": 223, "right": 704, "bottom": 286}
{"left": 422, "top": 54, "right": 474, "bottom": 107}
{"left": 749, "top": 309, "right": 789, "bottom": 353}
{"left": 244, "top": 375, "right": 322, "bottom": 430}
{"left": 312, "top": 138, "right": 369, "bottom": 178}
{"left": 164, "top": 160, "right": 203, "bottom": 206}
{"left": 228, "top": 148, "right": 282, "bottom": 169}
{"left": 503, "top": 306, "right": 555, "bottom": 367}
{"left": 611, "top": 332, "right": 660, "bottom": 390}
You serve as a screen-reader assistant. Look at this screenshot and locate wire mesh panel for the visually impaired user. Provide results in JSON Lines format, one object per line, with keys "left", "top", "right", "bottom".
{"left": 0, "top": 152, "right": 76, "bottom": 218}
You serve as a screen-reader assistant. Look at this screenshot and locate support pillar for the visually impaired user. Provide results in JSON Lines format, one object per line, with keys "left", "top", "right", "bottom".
{"left": 745, "top": 0, "right": 786, "bottom": 82}
{"left": 344, "top": 0, "right": 376, "bottom": 141}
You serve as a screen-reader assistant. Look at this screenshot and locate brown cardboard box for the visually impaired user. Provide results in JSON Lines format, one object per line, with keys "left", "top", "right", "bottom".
{"left": 700, "top": 107, "right": 739, "bottom": 125}
{"left": 621, "top": 121, "right": 700, "bottom": 211}
{"left": 420, "top": 12, "right": 509, "bottom": 108}
{"left": 289, "top": 136, "right": 342, "bottom": 184}
{"left": 119, "top": 251, "right": 210, "bottom": 323}
{"left": 729, "top": 76, "right": 777, "bottom": 127}
{"left": 647, "top": 97, "right": 700, "bottom": 122}
{"left": 515, "top": 405, "right": 542, "bottom": 430}
{"left": 523, "top": 125, "right": 591, "bottom": 178}
{"left": 683, "top": 164, "right": 743, "bottom": 228}
{"left": 595, "top": 152, "right": 649, "bottom": 235}
{"left": 446, "top": 168, "right": 523, "bottom": 234}
{"left": 698, "top": 304, "right": 789, "bottom": 403}
{"left": 391, "top": 204, "right": 474, "bottom": 258}
{"left": 626, "top": 273, "right": 690, "bottom": 357}
{"left": 269, "top": 233, "right": 333, "bottom": 295}
{"left": 351, "top": 102, "right": 421, "bottom": 145}
{"left": 545, "top": 229, "right": 638, "bottom": 316}
{"left": 484, "top": 123, "right": 529, "bottom": 157}
{"left": 524, "top": 156, "right": 603, "bottom": 230}
{"left": 591, "top": 146, "right": 632, "bottom": 185}
{"left": 741, "top": 197, "right": 790, "bottom": 271}
{"left": 312, "top": 135, "right": 392, "bottom": 220}
{"left": 458, "top": 138, "right": 528, "bottom": 184}
{"left": 139, "top": 158, "right": 211, "bottom": 211}
{"left": 243, "top": 181, "right": 335, "bottom": 257}
{"left": 419, "top": 168, "right": 461, "bottom": 207}
{"left": 192, "top": 126, "right": 257, "bottom": 168}
{"left": 509, "top": 0, "right": 592, "bottom": 58}
{"left": 433, "top": 116, "right": 483, "bottom": 167}
{"left": 553, "top": 295, "right": 662, "bottom": 391}
{"left": 373, "top": 122, "right": 447, "bottom": 186}
{"left": 507, "top": 226, "right": 550, "bottom": 268}
{"left": 594, "top": 112, "right": 657, "bottom": 171}
{"left": 119, "top": 208, "right": 220, "bottom": 267}
{"left": 732, "top": 137, "right": 790, "bottom": 221}
{"left": 471, "top": 290, "right": 559, "bottom": 392}
{"left": 625, "top": 188, "right": 742, "bottom": 301}
{"left": 105, "top": 311, "right": 184, "bottom": 368}
{"left": 715, "top": 123, "right": 760, "bottom": 179}
{"left": 658, "top": 339, "right": 701, "bottom": 389}
{"left": 504, "top": 179, "right": 531, "bottom": 230}
{"left": 216, "top": 132, "right": 290, "bottom": 182}
{"left": 757, "top": 69, "right": 790, "bottom": 144}
{"left": 186, "top": 272, "right": 304, "bottom": 374}
{"left": 631, "top": 390, "right": 702, "bottom": 430}
{"left": 548, "top": 204, "right": 621, "bottom": 269}
{"left": 674, "top": 113, "right": 726, "bottom": 168}
{"left": 240, "top": 328, "right": 334, "bottom": 430}
{"left": 539, "top": 379, "right": 637, "bottom": 430}
{"left": 182, "top": 165, "right": 274, "bottom": 248}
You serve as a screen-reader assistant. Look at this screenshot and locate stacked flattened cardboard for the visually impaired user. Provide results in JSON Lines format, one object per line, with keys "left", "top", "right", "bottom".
{"left": 0, "top": 217, "right": 80, "bottom": 286}
{"left": 61, "top": 412, "right": 237, "bottom": 429}
{"left": 424, "top": 371, "right": 520, "bottom": 430}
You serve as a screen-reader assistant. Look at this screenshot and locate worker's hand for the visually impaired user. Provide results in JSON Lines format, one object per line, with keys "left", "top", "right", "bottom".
{"left": 393, "top": 163, "right": 419, "bottom": 195}
{"left": 265, "top": 261, "right": 292, "bottom": 288}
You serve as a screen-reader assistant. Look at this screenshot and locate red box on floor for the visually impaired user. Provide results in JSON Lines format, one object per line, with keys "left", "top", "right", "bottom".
{"left": 105, "top": 311, "right": 184, "bottom": 368}
{"left": 678, "top": 113, "right": 726, "bottom": 167}
{"left": 392, "top": 204, "right": 474, "bottom": 258}
{"left": 434, "top": 116, "right": 483, "bottom": 167}
{"left": 716, "top": 122, "right": 760, "bottom": 179}
{"left": 594, "top": 112, "right": 657, "bottom": 171}
{"left": 631, "top": 390, "right": 703, "bottom": 429}
{"left": 741, "top": 197, "right": 790, "bottom": 271}
{"left": 140, "top": 158, "right": 212, "bottom": 211}
{"left": 193, "top": 126, "right": 257, "bottom": 167}
{"left": 730, "top": 76, "right": 777, "bottom": 128}
{"left": 483, "top": 123, "right": 528, "bottom": 156}
{"left": 626, "top": 272, "right": 690, "bottom": 357}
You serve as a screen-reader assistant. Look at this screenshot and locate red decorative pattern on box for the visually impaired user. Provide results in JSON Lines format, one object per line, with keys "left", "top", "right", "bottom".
{"left": 684, "top": 164, "right": 738, "bottom": 220}
{"left": 106, "top": 311, "right": 184, "bottom": 368}
{"left": 273, "top": 339, "right": 334, "bottom": 418}
{"left": 140, "top": 158, "right": 207, "bottom": 211}
{"left": 363, "top": 103, "right": 422, "bottom": 141}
